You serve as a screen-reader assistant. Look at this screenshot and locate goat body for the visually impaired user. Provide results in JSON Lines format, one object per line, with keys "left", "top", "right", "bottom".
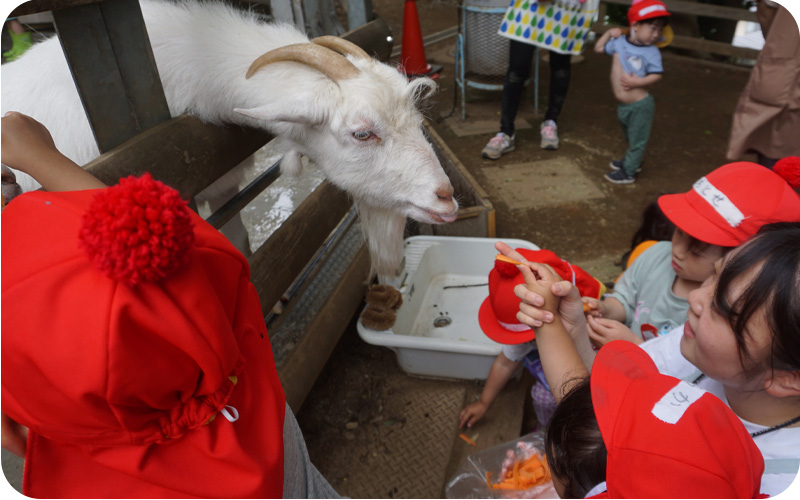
{"left": 1, "top": 0, "right": 458, "bottom": 276}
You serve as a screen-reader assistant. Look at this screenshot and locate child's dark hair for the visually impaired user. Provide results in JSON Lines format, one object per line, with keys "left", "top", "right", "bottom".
{"left": 621, "top": 199, "right": 675, "bottom": 270}
{"left": 684, "top": 230, "right": 734, "bottom": 257}
{"left": 544, "top": 378, "right": 607, "bottom": 498}
{"left": 639, "top": 16, "right": 669, "bottom": 27}
{"left": 713, "top": 221, "right": 800, "bottom": 375}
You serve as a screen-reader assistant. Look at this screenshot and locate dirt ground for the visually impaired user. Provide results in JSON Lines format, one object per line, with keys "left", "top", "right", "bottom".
{"left": 296, "top": 1, "right": 755, "bottom": 497}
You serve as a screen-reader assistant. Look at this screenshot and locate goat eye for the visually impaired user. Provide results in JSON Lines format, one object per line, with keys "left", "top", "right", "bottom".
{"left": 352, "top": 130, "right": 375, "bottom": 141}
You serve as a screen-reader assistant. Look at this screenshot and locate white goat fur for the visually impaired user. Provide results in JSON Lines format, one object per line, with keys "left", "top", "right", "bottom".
{"left": 1, "top": 0, "right": 458, "bottom": 277}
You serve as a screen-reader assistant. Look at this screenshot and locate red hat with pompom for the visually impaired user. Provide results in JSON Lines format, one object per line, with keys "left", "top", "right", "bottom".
{"left": 658, "top": 158, "right": 800, "bottom": 247}
{"left": 1, "top": 174, "right": 285, "bottom": 498}
{"left": 478, "top": 248, "right": 606, "bottom": 345}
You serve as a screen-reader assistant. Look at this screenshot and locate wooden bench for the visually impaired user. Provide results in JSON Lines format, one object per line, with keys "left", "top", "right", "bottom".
{"left": 595, "top": 0, "right": 761, "bottom": 60}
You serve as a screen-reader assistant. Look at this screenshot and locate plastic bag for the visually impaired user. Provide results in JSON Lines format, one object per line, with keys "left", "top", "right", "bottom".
{"left": 445, "top": 431, "right": 559, "bottom": 499}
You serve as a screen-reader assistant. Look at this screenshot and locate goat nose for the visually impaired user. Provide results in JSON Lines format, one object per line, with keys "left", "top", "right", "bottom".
{"left": 436, "top": 187, "right": 454, "bottom": 202}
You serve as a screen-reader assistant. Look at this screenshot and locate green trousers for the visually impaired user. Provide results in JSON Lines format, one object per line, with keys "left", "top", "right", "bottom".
{"left": 617, "top": 94, "right": 655, "bottom": 176}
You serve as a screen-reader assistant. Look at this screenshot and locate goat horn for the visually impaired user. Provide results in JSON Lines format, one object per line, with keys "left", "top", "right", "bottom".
{"left": 311, "top": 35, "right": 371, "bottom": 60}
{"left": 246, "top": 43, "right": 360, "bottom": 81}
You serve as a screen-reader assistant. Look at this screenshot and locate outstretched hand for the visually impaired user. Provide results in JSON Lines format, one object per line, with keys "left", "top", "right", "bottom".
{"left": 1, "top": 111, "right": 105, "bottom": 192}
{"left": 1, "top": 111, "right": 59, "bottom": 172}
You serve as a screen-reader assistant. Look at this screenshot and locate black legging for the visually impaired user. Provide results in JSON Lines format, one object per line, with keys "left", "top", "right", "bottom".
{"left": 500, "top": 39, "right": 571, "bottom": 137}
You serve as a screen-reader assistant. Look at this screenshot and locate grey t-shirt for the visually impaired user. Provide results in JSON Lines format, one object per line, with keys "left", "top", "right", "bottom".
{"left": 604, "top": 241, "right": 687, "bottom": 340}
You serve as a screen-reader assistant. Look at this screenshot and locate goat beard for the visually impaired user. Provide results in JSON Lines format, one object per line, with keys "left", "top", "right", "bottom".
{"left": 356, "top": 203, "right": 406, "bottom": 280}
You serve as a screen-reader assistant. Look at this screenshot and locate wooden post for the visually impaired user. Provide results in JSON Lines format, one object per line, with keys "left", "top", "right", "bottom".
{"left": 52, "top": 0, "right": 171, "bottom": 153}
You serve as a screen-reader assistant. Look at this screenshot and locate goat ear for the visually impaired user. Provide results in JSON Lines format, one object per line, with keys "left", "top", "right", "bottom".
{"left": 233, "top": 104, "right": 320, "bottom": 127}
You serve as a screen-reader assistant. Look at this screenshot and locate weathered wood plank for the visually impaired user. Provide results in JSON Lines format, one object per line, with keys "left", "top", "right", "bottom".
{"left": 593, "top": 23, "right": 760, "bottom": 59}
{"left": 601, "top": 0, "right": 758, "bottom": 23}
{"left": 53, "top": 3, "right": 141, "bottom": 152}
{"left": 98, "top": 0, "right": 171, "bottom": 131}
{"left": 52, "top": 0, "right": 171, "bottom": 153}
{"left": 347, "top": 0, "right": 374, "bottom": 30}
{"left": 248, "top": 180, "right": 353, "bottom": 317}
{"left": 278, "top": 244, "right": 371, "bottom": 411}
{"left": 667, "top": 33, "right": 760, "bottom": 59}
{"left": 83, "top": 114, "right": 271, "bottom": 200}
{"left": 341, "top": 16, "right": 393, "bottom": 62}
{"left": 10, "top": 0, "right": 100, "bottom": 17}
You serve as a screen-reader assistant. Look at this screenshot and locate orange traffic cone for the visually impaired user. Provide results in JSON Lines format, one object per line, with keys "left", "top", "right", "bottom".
{"left": 400, "top": 0, "right": 442, "bottom": 79}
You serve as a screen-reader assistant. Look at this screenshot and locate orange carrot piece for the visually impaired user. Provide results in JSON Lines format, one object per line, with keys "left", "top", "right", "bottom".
{"left": 496, "top": 254, "right": 525, "bottom": 266}
{"left": 459, "top": 433, "right": 477, "bottom": 446}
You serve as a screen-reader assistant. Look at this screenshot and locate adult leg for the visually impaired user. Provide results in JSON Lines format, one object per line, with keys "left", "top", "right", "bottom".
{"left": 500, "top": 40, "right": 536, "bottom": 137}
{"left": 543, "top": 51, "right": 572, "bottom": 123}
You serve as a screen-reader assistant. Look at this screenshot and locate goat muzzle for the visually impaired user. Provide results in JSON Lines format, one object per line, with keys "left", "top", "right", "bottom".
{"left": 246, "top": 43, "right": 361, "bottom": 82}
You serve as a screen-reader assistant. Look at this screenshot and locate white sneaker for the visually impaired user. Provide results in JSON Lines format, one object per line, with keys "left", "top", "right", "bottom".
{"left": 481, "top": 132, "right": 515, "bottom": 160}
{"left": 540, "top": 120, "right": 559, "bottom": 150}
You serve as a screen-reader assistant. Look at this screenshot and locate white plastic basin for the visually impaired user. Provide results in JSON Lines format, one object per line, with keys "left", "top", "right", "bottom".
{"left": 357, "top": 236, "right": 539, "bottom": 380}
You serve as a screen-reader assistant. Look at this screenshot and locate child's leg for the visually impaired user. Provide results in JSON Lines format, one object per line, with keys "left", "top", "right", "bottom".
{"left": 621, "top": 95, "right": 655, "bottom": 176}
{"left": 617, "top": 102, "right": 631, "bottom": 149}
{"left": 499, "top": 40, "right": 536, "bottom": 137}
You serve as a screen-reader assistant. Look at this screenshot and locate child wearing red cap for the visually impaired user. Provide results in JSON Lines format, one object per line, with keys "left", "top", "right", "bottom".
{"left": 517, "top": 262, "right": 766, "bottom": 498}
{"left": 582, "top": 159, "right": 800, "bottom": 349}
{"left": 0, "top": 112, "right": 340, "bottom": 498}
{"left": 505, "top": 221, "right": 800, "bottom": 496}
{"left": 459, "top": 248, "right": 605, "bottom": 429}
{"left": 594, "top": 0, "right": 670, "bottom": 184}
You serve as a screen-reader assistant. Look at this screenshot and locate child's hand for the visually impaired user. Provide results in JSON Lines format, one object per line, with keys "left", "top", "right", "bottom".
{"left": 518, "top": 263, "right": 562, "bottom": 315}
{"left": 459, "top": 400, "right": 488, "bottom": 428}
{"left": 620, "top": 71, "right": 641, "bottom": 91}
{"left": 1, "top": 111, "right": 59, "bottom": 173}
{"left": 607, "top": 27, "right": 623, "bottom": 39}
{"left": 586, "top": 316, "right": 643, "bottom": 347}
{"left": 581, "top": 297, "right": 604, "bottom": 318}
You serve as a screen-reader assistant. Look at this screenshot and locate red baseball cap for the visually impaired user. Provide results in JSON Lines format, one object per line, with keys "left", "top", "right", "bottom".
{"left": 1, "top": 175, "right": 286, "bottom": 497}
{"left": 591, "top": 341, "right": 765, "bottom": 498}
{"left": 658, "top": 159, "right": 800, "bottom": 247}
{"left": 478, "top": 249, "right": 606, "bottom": 345}
{"left": 627, "top": 0, "right": 671, "bottom": 25}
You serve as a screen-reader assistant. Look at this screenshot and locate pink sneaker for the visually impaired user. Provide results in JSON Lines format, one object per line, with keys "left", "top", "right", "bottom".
{"left": 481, "top": 132, "right": 515, "bottom": 160}
{"left": 540, "top": 120, "right": 559, "bottom": 150}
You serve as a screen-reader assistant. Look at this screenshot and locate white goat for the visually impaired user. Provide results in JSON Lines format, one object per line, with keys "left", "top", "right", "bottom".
{"left": 1, "top": 0, "right": 458, "bottom": 277}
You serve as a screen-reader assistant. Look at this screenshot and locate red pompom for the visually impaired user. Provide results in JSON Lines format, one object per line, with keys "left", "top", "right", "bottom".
{"left": 79, "top": 173, "right": 195, "bottom": 286}
{"left": 774, "top": 156, "right": 800, "bottom": 189}
{"left": 494, "top": 259, "right": 520, "bottom": 278}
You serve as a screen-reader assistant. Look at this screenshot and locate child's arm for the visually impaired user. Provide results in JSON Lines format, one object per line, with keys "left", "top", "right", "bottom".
{"left": 619, "top": 72, "right": 662, "bottom": 91}
{"left": 459, "top": 352, "right": 521, "bottom": 428}
{"left": 1, "top": 111, "right": 106, "bottom": 192}
{"left": 594, "top": 27, "right": 623, "bottom": 53}
{"left": 519, "top": 263, "right": 589, "bottom": 403}
{"left": 496, "top": 241, "right": 596, "bottom": 370}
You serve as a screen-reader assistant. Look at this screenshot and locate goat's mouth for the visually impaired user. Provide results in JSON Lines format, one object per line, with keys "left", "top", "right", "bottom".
{"left": 408, "top": 204, "right": 459, "bottom": 224}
